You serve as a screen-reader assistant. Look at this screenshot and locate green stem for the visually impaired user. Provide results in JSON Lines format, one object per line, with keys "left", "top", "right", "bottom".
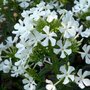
{"left": 54, "top": 78, "right": 63, "bottom": 86}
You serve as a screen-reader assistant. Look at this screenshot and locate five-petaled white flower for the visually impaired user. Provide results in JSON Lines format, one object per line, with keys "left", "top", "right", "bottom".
{"left": 47, "top": 11, "right": 58, "bottom": 23}
{"left": 41, "top": 26, "right": 57, "bottom": 46}
{"left": 22, "top": 74, "right": 36, "bottom": 90}
{"left": 86, "top": 16, "right": 90, "bottom": 21}
{"left": 72, "top": 0, "right": 90, "bottom": 13}
{"left": 0, "top": 14, "right": 6, "bottom": 22}
{"left": 54, "top": 39, "right": 72, "bottom": 58}
{"left": 80, "top": 44, "right": 90, "bottom": 64}
{"left": 75, "top": 69, "right": 90, "bottom": 89}
{"left": 16, "top": 0, "right": 31, "bottom": 8}
{"left": 46, "top": 79, "right": 57, "bottom": 90}
{"left": 59, "top": 11, "right": 79, "bottom": 38}
{"left": 81, "top": 28, "right": 90, "bottom": 38}
{"left": 57, "top": 65, "right": 75, "bottom": 85}
{"left": 2, "top": 58, "right": 12, "bottom": 73}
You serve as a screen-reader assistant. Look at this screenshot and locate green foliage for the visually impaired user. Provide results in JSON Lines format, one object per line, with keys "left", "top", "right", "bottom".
{"left": 0, "top": 72, "right": 23, "bottom": 90}
{"left": 0, "top": 0, "right": 90, "bottom": 90}
{"left": 49, "top": 19, "right": 61, "bottom": 32}
{"left": 36, "top": 18, "right": 60, "bottom": 33}
{"left": 36, "top": 18, "right": 47, "bottom": 32}
{"left": 77, "top": 8, "right": 90, "bottom": 28}
{"left": 30, "top": 43, "right": 49, "bottom": 62}
{"left": 70, "top": 38, "right": 81, "bottom": 53}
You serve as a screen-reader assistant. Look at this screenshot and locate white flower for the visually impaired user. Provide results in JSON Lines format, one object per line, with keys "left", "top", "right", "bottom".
{"left": 16, "top": 0, "right": 31, "bottom": 8}
{"left": 47, "top": 11, "right": 58, "bottom": 23}
{"left": 2, "top": 58, "right": 12, "bottom": 73}
{"left": 11, "top": 66, "right": 21, "bottom": 77}
{"left": 0, "top": 62, "right": 3, "bottom": 71}
{"left": 57, "top": 65, "right": 75, "bottom": 84}
{"left": 75, "top": 69, "right": 90, "bottom": 89}
{"left": 5, "top": 36, "right": 14, "bottom": 47}
{"left": 0, "top": 14, "right": 6, "bottom": 22}
{"left": 11, "top": 58, "right": 29, "bottom": 77}
{"left": 3, "top": 0, "right": 8, "bottom": 5}
{"left": 0, "top": 51, "right": 2, "bottom": 62}
{"left": 59, "top": 11, "right": 79, "bottom": 38}
{"left": 36, "top": 61, "right": 43, "bottom": 67}
{"left": 72, "top": 0, "right": 90, "bottom": 13}
{"left": 54, "top": 40, "right": 72, "bottom": 58}
{"left": 86, "top": 16, "right": 90, "bottom": 20}
{"left": 19, "top": 1, "right": 29, "bottom": 8}
{"left": 22, "top": 74, "right": 36, "bottom": 90}
{"left": 46, "top": 79, "right": 57, "bottom": 90}
{"left": 80, "top": 44, "right": 90, "bottom": 64}
{"left": 41, "top": 26, "right": 57, "bottom": 46}
{"left": 13, "top": 19, "right": 25, "bottom": 36}
{"left": 11, "top": 62, "right": 28, "bottom": 77}
{"left": 81, "top": 28, "right": 90, "bottom": 38}
{"left": 0, "top": 43, "right": 7, "bottom": 52}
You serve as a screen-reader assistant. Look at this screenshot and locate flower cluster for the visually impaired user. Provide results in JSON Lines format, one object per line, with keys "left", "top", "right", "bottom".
{"left": 0, "top": 0, "right": 90, "bottom": 90}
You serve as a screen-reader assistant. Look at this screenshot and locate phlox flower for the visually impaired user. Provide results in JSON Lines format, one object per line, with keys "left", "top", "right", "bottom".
{"left": 81, "top": 28, "right": 90, "bottom": 38}
{"left": 59, "top": 11, "right": 80, "bottom": 38}
{"left": 2, "top": 58, "right": 12, "bottom": 73}
{"left": 22, "top": 74, "right": 36, "bottom": 90}
{"left": 16, "top": 0, "right": 31, "bottom": 8}
{"left": 72, "top": 0, "right": 90, "bottom": 13}
{"left": 54, "top": 39, "right": 72, "bottom": 58}
{"left": 46, "top": 79, "right": 57, "bottom": 90}
{"left": 41, "top": 26, "right": 57, "bottom": 46}
{"left": 75, "top": 69, "right": 90, "bottom": 89}
{"left": 57, "top": 65, "right": 75, "bottom": 84}
{"left": 80, "top": 44, "right": 90, "bottom": 64}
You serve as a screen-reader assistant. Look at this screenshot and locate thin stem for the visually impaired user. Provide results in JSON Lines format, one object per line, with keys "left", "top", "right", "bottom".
{"left": 54, "top": 78, "right": 63, "bottom": 86}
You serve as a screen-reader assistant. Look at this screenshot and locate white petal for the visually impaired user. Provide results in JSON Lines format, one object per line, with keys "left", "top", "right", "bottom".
{"left": 49, "top": 37, "right": 56, "bottom": 46}
{"left": 83, "top": 71, "right": 90, "bottom": 78}
{"left": 63, "top": 76, "right": 69, "bottom": 84}
{"left": 24, "top": 84, "right": 30, "bottom": 90}
{"left": 77, "top": 69, "right": 82, "bottom": 77}
{"left": 50, "top": 32, "right": 57, "bottom": 37}
{"left": 86, "top": 45, "right": 90, "bottom": 53}
{"left": 19, "top": 2, "right": 29, "bottom": 8}
{"left": 14, "top": 23, "right": 20, "bottom": 29}
{"left": 57, "top": 74, "right": 65, "bottom": 79}
{"left": 54, "top": 49, "right": 60, "bottom": 54}
{"left": 68, "top": 66, "right": 75, "bottom": 74}
{"left": 67, "top": 29, "right": 76, "bottom": 37}
{"left": 22, "top": 79, "right": 29, "bottom": 84}
{"left": 81, "top": 29, "right": 90, "bottom": 38}
{"left": 43, "top": 26, "right": 50, "bottom": 35}
{"left": 60, "top": 51, "right": 66, "bottom": 58}
{"left": 64, "top": 31, "right": 70, "bottom": 38}
{"left": 75, "top": 76, "right": 80, "bottom": 84}
{"left": 78, "top": 81, "right": 85, "bottom": 89}
{"left": 82, "top": 44, "right": 87, "bottom": 51}
{"left": 57, "top": 40, "right": 62, "bottom": 48}
{"left": 85, "top": 55, "right": 90, "bottom": 64}
{"left": 60, "top": 65, "right": 66, "bottom": 73}
{"left": 4, "top": 60, "right": 9, "bottom": 64}
{"left": 41, "top": 38, "right": 49, "bottom": 46}
{"left": 30, "top": 84, "right": 36, "bottom": 90}
{"left": 81, "top": 52, "right": 86, "bottom": 59}
{"left": 64, "top": 49, "right": 72, "bottom": 55}
{"left": 64, "top": 40, "right": 71, "bottom": 48}
{"left": 86, "top": 16, "right": 90, "bottom": 20}
{"left": 46, "top": 79, "right": 53, "bottom": 84}
{"left": 83, "top": 79, "right": 90, "bottom": 86}
{"left": 69, "top": 75, "right": 74, "bottom": 81}
{"left": 46, "top": 84, "right": 54, "bottom": 90}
